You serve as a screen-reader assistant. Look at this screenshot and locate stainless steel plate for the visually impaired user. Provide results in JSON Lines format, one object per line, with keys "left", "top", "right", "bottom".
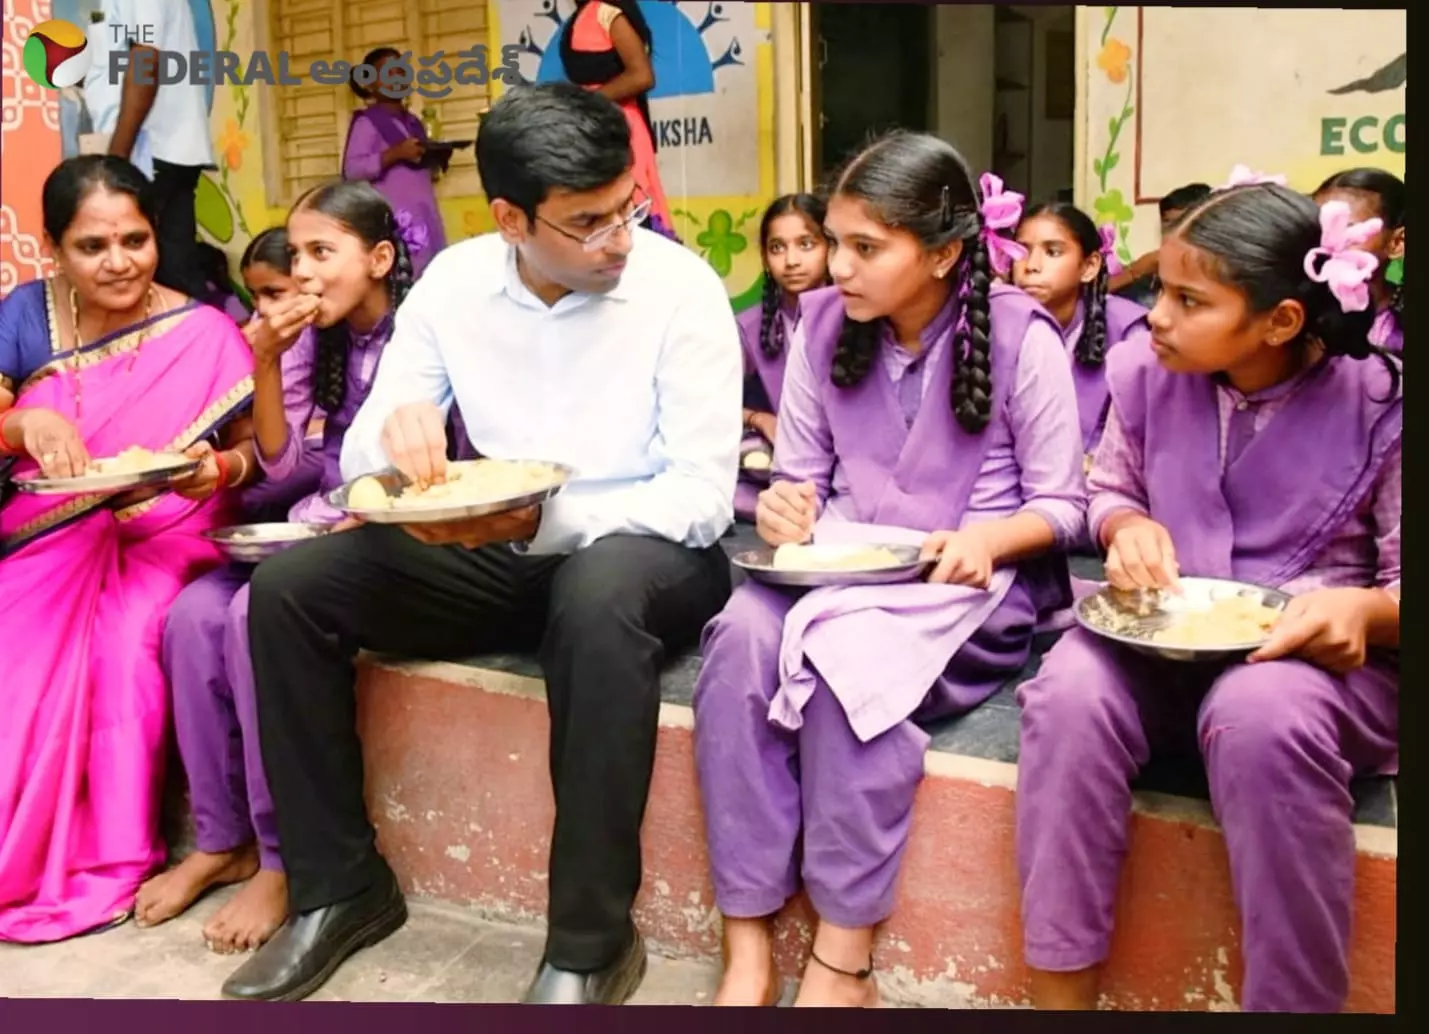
{"left": 203, "top": 522, "right": 333, "bottom": 564}
{"left": 14, "top": 455, "right": 202, "bottom": 495}
{"left": 1075, "top": 576, "right": 1293, "bottom": 662}
{"left": 329, "top": 461, "right": 576, "bottom": 525}
{"left": 732, "top": 543, "right": 933, "bottom": 588}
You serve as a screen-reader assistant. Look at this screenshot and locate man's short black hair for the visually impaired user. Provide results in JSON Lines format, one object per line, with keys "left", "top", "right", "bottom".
{"left": 476, "top": 82, "right": 633, "bottom": 221}
{"left": 1160, "top": 182, "right": 1212, "bottom": 218}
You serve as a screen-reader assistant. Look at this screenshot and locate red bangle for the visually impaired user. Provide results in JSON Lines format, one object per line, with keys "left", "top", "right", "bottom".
{"left": 212, "top": 449, "right": 231, "bottom": 489}
{"left": 0, "top": 409, "right": 22, "bottom": 456}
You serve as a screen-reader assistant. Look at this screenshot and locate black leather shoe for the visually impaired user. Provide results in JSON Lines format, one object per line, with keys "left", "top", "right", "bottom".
{"left": 521, "top": 928, "right": 648, "bottom": 1005}
{"left": 220, "top": 869, "right": 407, "bottom": 1002}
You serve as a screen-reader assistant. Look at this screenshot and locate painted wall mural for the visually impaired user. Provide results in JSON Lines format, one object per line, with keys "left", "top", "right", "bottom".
{"left": 1080, "top": 6, "right": 1406, "bottom": 265}
{"left": 494, "top": 0, "right": 776, "bottom": 308}
{"left": 2, "top": 0, "right": 63, "bottom": 296}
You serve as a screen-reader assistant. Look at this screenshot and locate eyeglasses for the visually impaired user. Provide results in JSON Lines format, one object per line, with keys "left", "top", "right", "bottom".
{"left": 538, "top": 197, "right": 653, "bottom": 252}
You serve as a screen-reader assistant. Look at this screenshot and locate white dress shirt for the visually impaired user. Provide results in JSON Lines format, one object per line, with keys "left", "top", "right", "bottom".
{"left": 340, "top": 228, "right": 743, "bottom": 555}
{"left": 102, "top": 0, "right": 216, "bottom": 168}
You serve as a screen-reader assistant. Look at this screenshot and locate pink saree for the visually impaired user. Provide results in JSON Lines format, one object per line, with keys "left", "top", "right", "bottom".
{"left": 0, "top": 284, "right": 254, "bottom": 943}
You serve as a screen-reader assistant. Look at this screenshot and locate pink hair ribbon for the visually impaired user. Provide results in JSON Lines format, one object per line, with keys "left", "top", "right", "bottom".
{"left": 1305, "top": 200, "right": 1382, "bottom": 313}
{"left": 978, "top": 172, "right": 1028, "bottom": 277}
{"left": 1218, "top": 164, "right": 1289, "bottom": 191}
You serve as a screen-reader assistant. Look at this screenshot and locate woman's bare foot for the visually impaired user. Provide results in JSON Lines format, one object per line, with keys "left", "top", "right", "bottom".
{"left": 714, "top": 915, "right": 782, "bottom": 1006}
{"left": 793, "top": 921, "right": 879, "bottom": 1008}
{"left": 1029, "top": 966, "right": 1100, "bottom": 1010}
{"left": 134, "top": 846, "right": 259, "bottom": 929}
{"left": 203, "top": 869, "right": 288, "bottom": 954}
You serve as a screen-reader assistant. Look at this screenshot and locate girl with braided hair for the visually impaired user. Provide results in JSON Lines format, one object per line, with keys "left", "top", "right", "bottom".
{"left": 1013, "top": 202, "right": 1150, "bottom": 459}
{"left": 1016, "top": 177, "right": 1400, "bottom": 1013}
{"left": 140, "top": 182, "right": 415, "bottom": 955}
{"left": 1314, "top": 167, "right": 1405, "bottom": 354}
{"left": 692, "top": 131, "right": 1087, "bottom": 1007}
{"left": 734, "top": 193, "right": 830, "bottom": 521}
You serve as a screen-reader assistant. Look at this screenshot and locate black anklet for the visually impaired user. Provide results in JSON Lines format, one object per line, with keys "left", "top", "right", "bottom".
{"left": 809, "top": 950, "right": 874, "bottom": 981}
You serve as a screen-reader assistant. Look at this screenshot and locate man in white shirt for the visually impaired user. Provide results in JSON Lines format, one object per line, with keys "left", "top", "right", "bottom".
{"left": 222, "top": 83, "right": 742, "bottom": 1005}
{"left": 101, "top": 0, "right": 215, "bottom": 298}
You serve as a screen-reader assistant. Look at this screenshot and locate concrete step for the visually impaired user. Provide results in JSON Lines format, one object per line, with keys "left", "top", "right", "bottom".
{"left": 348, "top": 655, "right": 1395, "bottom": 1013}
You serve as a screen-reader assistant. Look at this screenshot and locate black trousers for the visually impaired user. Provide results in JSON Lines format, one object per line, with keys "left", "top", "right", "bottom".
{"left": 148, "top": 159, "right": 208, "bottom": 300}
{"left": 248, "top": 525, "right": 731, "bottom": 971}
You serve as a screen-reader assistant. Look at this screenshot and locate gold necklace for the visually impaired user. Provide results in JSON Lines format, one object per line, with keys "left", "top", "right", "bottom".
{"left": 67, "top": 284, "right": 158, "bottom": 419}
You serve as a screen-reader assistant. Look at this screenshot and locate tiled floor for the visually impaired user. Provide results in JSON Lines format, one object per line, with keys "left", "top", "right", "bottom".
{"left": 0, "top": 889, "right": 725, "bottom": 1004}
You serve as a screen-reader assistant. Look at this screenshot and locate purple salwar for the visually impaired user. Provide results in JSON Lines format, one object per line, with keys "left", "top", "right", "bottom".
{"left": 1016, "top": 334, "right": 1402, "bottom": 1012}
{"left": 695, "top": 284, "right": 1086, "bottom": 926}
{"left": 162, "top": 320, "right": 393, "bottom": 872}
{"left": 164, "top": 571, "right": 277, "bottom": 869}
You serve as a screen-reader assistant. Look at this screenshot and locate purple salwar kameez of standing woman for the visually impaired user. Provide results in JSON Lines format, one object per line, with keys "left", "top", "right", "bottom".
{"left": 343, "top": 106, "right": 447, "bottom": 277}
{"left": 734, "top": 303, "right": 795, "bottom": 522}
{"left": 694, "top": 283, "right": 1087, "bottom": 930}
{"left": 161, "top": 319, "right": 392, "bottom": 873}
{"left": 1016, "top": 335, "right": 1401, "bottom": 1013}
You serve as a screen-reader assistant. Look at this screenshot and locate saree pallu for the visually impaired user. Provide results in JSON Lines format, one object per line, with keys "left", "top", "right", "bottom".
{"left": 0, "top": 299, "right": 254, "bottom": 943}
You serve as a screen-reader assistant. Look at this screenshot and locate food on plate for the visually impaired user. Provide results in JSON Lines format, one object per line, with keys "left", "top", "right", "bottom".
{"left": 347, "top": 459, "right": 563, "bottom": 511}
{"left": 346, "top": 475, "right": 391, "bottom": 510}
{"left": 1150, "top": 595, "right": 1283, "bottom": 647}
{"left": 84, "top": 446, "right": 186, "bottom": 476}
{"left": 771, "top": 542, "right": 904, "bottom": 572}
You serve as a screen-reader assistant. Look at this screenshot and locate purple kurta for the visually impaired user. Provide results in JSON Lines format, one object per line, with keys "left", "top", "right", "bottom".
{"left": 1370, "top": 306, "right": 1402, "bottom": 355}
{"left": 163, "top": 319, "right": 393, "bottom": 871}
{"left": 1062, "top": 294, "right": 1149, "bottom": 455}
{"left": 1017, "top": 334, "right": 1402, "bottom": 1012}
{"left": 343, "top": 106, "right": 448, "bottom": 278}
{"left": 734, "top": 302, "right": 795, "bottom": 522}
{"left": 695, "top": 283, "right": 1087, "bottom": 927}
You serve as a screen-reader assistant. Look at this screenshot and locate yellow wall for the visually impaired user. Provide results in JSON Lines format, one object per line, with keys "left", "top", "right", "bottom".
{"left": 204, "top": 1, "right": 783, "bottom": 310}
{"left": 1077, "top": 6, "right": 1405, "bottom": 263}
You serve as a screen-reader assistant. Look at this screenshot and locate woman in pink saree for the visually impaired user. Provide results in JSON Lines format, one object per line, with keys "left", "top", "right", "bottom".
{"left": 0, "top": 156, "right": 258, "bottom": 944}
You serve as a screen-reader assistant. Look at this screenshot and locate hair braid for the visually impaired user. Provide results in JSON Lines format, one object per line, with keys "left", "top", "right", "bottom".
{"left": 758, "top": 272, "right": 785, "bottom": 358}
{"left": 1075, "top": 261, "right": 1111, "bottom": 367}
{"left": 950, "top": 237, "right": 993, "bottom": 432}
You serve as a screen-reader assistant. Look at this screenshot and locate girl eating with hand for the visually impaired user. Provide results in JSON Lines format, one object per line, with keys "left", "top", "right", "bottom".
{"left": 138, "top": 182, "right": 416, "bottom": 954}
{"left": 693, "top": 133, "right": 1086, "bottom": 1008}
{"left": 1015, "top": 176, "right": 1400, "bottom": 1014}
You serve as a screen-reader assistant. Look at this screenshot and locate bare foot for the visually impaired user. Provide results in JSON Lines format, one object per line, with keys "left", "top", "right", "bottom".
{"left": 203, "top": 869, "right": 288, "bottom": 954}
{"left": 714, "top": 957, "right": 783, "bottom": 1006}
{"left": 792, "top": 960, "right": 879, "bottom": 1008}
{"left": 134, "top": 847, "right": 259, "bottom": 929}
{"left": 715, "top": 915, "right": 783, "bottom": 1006}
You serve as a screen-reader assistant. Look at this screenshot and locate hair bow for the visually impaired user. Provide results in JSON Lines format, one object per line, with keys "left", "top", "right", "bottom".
{"left": 1096, "top": 223, "right": 1124, "bottom": 277}
{"left": 1218, "top": 164, "right": 1289, "bottom": 191}
{"left": 393, "top": 209, "right": 429, "bottom": 257}
{"left": 978, "top": 172, "right": 1028, "bottom": 277}
{"left": 1304, "top": 200, "right": 1382, "bottom": 313}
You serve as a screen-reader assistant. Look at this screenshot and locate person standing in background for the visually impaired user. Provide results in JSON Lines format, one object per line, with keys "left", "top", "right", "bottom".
{"left": 100, "top": 0, "right": 215, "bottom": 301}
{"left": 559, "top": 0, "right": 679, "bottom": 241}
{"left": 341, "top": 47, "right": 449, "bottom": 278}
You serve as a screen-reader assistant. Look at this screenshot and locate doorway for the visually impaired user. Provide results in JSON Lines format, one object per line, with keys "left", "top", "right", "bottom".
{"left": 807, "top": 3, "right": 935, "bottom": 184}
